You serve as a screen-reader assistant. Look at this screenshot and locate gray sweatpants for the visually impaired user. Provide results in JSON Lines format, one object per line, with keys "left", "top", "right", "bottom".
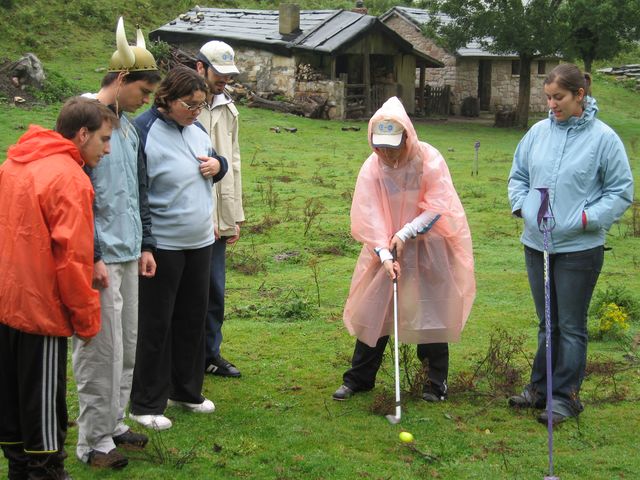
{"left": 72, "top": 260, "right": 139, "bottom": 462}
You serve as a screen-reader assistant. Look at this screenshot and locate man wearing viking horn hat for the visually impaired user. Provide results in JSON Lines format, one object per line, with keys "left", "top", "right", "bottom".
{"left": 71, "top": 17, "right": 162, "bottom": 470}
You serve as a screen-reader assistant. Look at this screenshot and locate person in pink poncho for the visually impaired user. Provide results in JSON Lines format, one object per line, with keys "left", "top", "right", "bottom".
{"left": 332, "top": 97, "right": 476, "bottom": 403}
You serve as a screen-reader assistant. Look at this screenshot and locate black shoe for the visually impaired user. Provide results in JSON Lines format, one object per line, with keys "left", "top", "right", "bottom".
{"left": 113, "top": 429, "right": 148, "bottom": 450}
{"left": 87, "top": 449, "right": 128, "bottom": 469}
{"left": 205, "top": 354, "right": 241, "bottom": 377}
{"left": 537, "top": 410, "right": 570, "bottom": 426}
{"left": 332, "top": 385, "right": 355, "bottom": 401}
{"left": 422, "top": 392, "right": 446, "bottom": 402}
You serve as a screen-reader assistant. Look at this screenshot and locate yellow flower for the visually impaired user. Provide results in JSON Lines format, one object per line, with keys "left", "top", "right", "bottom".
{"left": 598, "top": 303, "right": 629, "bottom": 335}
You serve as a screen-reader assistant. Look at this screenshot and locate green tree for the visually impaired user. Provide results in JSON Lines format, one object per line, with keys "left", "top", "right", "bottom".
{"left": 561, "top": 0, "right": 640, "bottom": 72}
{"left": 422, "top": 0, "right": 564, "bottom": 128}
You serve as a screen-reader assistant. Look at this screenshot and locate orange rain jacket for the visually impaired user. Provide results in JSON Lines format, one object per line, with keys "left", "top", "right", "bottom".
{"left": 0, "top": 125, "right": 100, "bottom": 338}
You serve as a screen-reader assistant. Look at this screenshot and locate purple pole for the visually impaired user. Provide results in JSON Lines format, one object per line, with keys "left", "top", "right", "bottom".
{"left": 536, "top": 188, "right": 559, "bottom": 480}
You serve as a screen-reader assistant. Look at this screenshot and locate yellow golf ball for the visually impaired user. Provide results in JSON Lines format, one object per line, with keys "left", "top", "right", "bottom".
{"left": 399, "top": 431, "right": 414, "bottom": 443}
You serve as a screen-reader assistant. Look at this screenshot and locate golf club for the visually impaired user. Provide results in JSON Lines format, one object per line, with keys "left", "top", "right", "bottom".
{"left": 385, "top": 247, "right": 401, "bottom": 425}
{"left": 385, "top": 214, "right": 441, "bottom": 425}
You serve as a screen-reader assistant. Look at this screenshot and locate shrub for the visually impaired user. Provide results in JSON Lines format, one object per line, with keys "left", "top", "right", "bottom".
{"left": 148, "top": 40, "right": 173, "bottom": 72}
{"left": 26, "top": 70, "right": 78, "bottom": 104}
{"left": 595, "top": 303, "right": 630, "bottom": 339}
{"left": 591, "top": 284, "right": 640, "bottom": 324}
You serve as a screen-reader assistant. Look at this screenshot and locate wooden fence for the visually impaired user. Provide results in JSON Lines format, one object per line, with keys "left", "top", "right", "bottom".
{"left": 342, "top": 74, "right": 389, "bottom": 119}
{"left": 418, "top": 84, "right": 451, "bottom": 116}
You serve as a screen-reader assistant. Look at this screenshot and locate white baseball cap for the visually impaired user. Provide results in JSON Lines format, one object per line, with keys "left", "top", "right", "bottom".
{"left": 371, "top": 119, "right": 405, "bottom": 148}
{"left": 198, "top": 41, "right": 239, "bottom": 75}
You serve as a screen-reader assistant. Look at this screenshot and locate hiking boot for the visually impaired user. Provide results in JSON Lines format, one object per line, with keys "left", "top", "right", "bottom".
{"left": 167, "top": 398, "right": 215, "bottom": 413}
{"left": 332, "top": 385, "right": 355, "bottom": 401}
{"left": 508, "top": 391, "right": 545, "bottom": 409}
{"left": 87, "top": 449, "right": 128, "bottom": 469}
{"left": 537, "top": 410, "right": 570, "bottom": 426}
{"left": 113, "top": 429, "right": 148, "bottom": 450}
{"left": 128, "top": 413, "right": 172, "bottom": 431}
{"left": 205, "top": 354, "right": 241, "bottom": 377}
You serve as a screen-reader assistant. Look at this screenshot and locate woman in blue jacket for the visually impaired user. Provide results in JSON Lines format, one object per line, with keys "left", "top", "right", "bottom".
{"left": 129, "top": 67, "right": 228, "bottom": 431}
{"left": 508, "top": 63, "right": 634, "bottom": 425}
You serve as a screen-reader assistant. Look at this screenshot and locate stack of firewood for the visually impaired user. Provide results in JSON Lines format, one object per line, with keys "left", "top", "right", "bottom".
{"left": 295, "top": 63, "right": 325, "bottom": 82}
{"left": 248, "top": 92, "right": 328, "bottom": 119}
{"left": 597, "top": 64, "right": 640, "bottom": 90}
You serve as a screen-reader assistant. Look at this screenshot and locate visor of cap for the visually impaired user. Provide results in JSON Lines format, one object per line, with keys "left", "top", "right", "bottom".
{"left": 371, "top": 132, "right": 404, "bottom": 148}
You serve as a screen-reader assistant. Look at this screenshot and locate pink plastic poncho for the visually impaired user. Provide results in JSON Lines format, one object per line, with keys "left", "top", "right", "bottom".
{"left": 343, "top": 97, "right": 476, "bottom": 347}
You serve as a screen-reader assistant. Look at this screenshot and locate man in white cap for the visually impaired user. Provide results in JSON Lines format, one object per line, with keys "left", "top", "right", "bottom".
{"left": 71, "top": 17, "right": 162, "bottom": 470}
{"left": 195, "top": 41, "right": 245, "bottom": 379}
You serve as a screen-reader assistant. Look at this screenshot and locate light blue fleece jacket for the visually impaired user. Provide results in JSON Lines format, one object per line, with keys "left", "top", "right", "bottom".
{"left": 135, "top": 106, "right": 227, "bottom": 250}
{"left": 508, "top": 97, "right": 634, "bottom": 253}
{"left": 82, "top": 93, "right": 155, "bottom": 263}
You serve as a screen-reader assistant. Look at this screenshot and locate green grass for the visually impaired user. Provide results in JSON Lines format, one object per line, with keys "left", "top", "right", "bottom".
{"left": 2, "top": 97, "right": 638, "bottom": 479}
{"left": 1, "top": 2, "right": 640, "bottom": 478}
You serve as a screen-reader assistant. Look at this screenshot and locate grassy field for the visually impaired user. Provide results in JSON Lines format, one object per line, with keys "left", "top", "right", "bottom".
{"left": 1, "top": 3, "right": 640, "bottom": 478}
{"left": 1, "top": 77, "right": 638, "bottom": 479}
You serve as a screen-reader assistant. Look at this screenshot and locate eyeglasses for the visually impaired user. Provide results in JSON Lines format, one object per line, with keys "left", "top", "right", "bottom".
{"left": 177, "top": 99, "right": 208, "bottom": 112}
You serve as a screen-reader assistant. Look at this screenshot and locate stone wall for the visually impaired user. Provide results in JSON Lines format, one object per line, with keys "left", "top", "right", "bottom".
{"left": 491, "top": 60, "right": 559, "bottom": 112}
{"left": 233, "top": 46, "right": 296, "bottom": 96}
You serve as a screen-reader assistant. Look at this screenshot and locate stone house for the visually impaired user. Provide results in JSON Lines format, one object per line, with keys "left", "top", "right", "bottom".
{"left": 380, "top": 6, "right": 561, "bottom": 115}
{"left": 150, "top": 5, "right": 442, "bottom": 119}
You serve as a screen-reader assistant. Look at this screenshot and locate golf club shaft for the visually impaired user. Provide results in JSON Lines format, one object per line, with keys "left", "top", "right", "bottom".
{"left": 392, "top": 278, "right": 401, "bottom": 420}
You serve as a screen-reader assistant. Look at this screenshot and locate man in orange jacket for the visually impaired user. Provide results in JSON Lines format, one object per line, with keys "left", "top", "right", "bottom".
{"left": 0, "top": 97, "right": 117, "bottom": 479}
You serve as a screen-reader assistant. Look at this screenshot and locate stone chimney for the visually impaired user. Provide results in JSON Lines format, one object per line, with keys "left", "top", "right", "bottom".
{"left": 279, "top": 4, "right": 300, "bottom": 35}
{"left": 351, "top": 0, "right": 368, "bottom": 15}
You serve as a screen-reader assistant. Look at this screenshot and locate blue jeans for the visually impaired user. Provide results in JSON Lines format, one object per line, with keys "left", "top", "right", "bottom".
{"left": 524, "top": 245, "right": 603, "bottom": 416}
{"left": 205, "top": 238, "right": 227, "bottom": 365}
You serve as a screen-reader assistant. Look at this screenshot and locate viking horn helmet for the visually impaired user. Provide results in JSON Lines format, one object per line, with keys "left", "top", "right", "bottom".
{"left": 108, "top": 17, "right": 158, "bottom": 72}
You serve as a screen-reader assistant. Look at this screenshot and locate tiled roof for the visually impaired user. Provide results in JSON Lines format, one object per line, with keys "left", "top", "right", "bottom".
{"left": 151, "top": 7, "right": 442, "bottom": 66}
{"left": 380, "top": 6, "right": 518, "bottom": 58}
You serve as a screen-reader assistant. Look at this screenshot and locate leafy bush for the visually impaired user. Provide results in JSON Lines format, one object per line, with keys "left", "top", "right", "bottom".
{"left": 148, "top": 40, "right": 174, "bottom": 72}
{"left": 591, "top": 283, "right": 640, "bottom": 323}
{"left": 26, "top": 70, "right": 78, "bottom": 104}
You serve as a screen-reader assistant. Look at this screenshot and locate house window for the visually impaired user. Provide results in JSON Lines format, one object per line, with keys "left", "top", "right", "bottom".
{"left": 511, "top": 60, "right": 520, "bottom": 76}
{"left": 538, "top": 60, "right": 546, "bottom": 75}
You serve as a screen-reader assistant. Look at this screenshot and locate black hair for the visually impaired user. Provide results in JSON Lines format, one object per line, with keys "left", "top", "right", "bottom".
{"left": 101, "top": 70, "right": 162, "bottom": 88}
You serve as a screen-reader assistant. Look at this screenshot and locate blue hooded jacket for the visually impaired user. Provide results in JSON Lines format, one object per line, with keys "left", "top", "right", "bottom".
{"left": 508, "top": 97, "right": 634, "bottom": 253}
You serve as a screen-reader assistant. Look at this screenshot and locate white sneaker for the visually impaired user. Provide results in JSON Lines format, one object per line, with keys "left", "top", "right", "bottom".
{"left": 167, "top": 398, "right": 215, "bottom": 413}
{"left": 128, "top": 413, "right": 172, "bottom": 431}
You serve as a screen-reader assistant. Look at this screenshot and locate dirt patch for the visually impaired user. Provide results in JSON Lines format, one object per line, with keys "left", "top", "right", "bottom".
{"left": 0, "top": 59, "right": 40, "bottom": 107}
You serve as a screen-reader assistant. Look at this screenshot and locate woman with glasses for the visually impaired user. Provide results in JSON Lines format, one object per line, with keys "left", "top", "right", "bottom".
{"left": 129, "top": 67, "right": 228, "bottom": 430}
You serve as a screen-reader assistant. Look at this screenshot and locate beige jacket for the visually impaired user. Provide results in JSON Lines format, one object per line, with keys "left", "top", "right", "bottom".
{"left": 198, "top": 93, "right": 245, "bottom": 237}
